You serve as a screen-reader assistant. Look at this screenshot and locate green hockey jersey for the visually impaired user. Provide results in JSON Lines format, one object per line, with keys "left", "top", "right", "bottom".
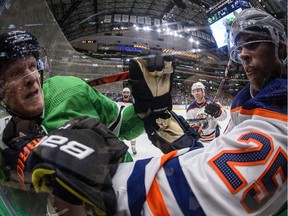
{"left": 42, "top": 76, "right": 144, "bottom": 140}
{"left": 0, "top": 75, "right": 144, "bottom": 215}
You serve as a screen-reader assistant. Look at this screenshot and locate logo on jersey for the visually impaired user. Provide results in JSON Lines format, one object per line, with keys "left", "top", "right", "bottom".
{"left": 196, "top": 113, "right": 209, "bottom": 129}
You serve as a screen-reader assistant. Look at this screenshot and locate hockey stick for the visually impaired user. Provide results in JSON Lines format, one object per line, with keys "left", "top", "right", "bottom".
{"left": 186, "top": 117, "right": 207, "bottom": 122}
{"left": 87, "top": 71, "right": 129, "bottom": 87}
{"left": 213, "top": 58, "right": 232, "bottom": 102}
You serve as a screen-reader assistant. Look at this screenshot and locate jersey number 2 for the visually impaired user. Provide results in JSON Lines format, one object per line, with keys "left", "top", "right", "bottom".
{"left": 209, "top": 130, "right": 287, "bottom": 213}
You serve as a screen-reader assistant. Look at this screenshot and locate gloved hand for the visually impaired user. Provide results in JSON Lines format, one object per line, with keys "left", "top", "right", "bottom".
{"left": 128, "top": 53, "right": 175, "bottom": 119}
{"left": 30, "top": 116, "right": 128, "bottom": 215}
{"left": 0, "top": 117, "right": 46, "bottom": 191}
{"left": 144, "top": 111, "right": 202, "bottom": 154}
{"left": 204, "top": 102, "right": 222, "bottom": 118}
{"left": 1, "top": 135, "right": 40, "bottom": 186}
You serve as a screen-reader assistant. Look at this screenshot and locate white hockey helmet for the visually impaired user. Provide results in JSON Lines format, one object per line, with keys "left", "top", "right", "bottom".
{"left": 191, "top": 82, "right": 205, "bottom": 94}
{"left": 229, "top": 8, "right": 286, "bottom": 64}
{"left": 123, "top": 87, "right": 131, "bottom": 93}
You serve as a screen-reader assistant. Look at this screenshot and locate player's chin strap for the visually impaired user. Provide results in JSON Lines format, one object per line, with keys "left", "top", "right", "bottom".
{"left": 2, "top": 103, "right": 43, "bottom": 121}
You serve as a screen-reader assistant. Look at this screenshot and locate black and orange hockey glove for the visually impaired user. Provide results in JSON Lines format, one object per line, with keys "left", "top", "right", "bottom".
{"left": 1, "top": 134, "right": 40, "bottom": 186}
{"left": 30, "top": 116, "right": 128, "bottom": 215}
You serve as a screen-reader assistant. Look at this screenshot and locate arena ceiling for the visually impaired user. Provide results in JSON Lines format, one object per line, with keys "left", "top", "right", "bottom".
{"left": 45, "top": 0, "right": 287, "bottom": 63}
{"left": 1, "top": 0, "right": 286, "bottom": 96}
{"left": 46, "top": 0, "right": 287, "bottom": 43}
{"left": 44, "top": 0, "right": 286, "bottom": 95}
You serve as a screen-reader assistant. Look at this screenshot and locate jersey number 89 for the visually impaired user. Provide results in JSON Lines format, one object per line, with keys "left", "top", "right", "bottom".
{"left": 38, "top": 135, "right": 95, "bottom": 160}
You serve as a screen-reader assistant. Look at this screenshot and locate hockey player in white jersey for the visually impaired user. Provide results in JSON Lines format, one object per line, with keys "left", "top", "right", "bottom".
{"left": 186, "top": 81, "right": 227, "bottom": 144}
{"left": 112, "top": 8, "right": 287, "bottom": 215}
{"left": 116, "top": 87, "right": 138, "bottom": 155}
{"left": 11, "top": 8, "right": 287, "bottom": 216}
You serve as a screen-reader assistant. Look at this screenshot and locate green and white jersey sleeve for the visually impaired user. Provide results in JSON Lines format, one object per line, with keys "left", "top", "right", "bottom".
{"left": 41, "top": 76, "right": 144, "bottom": 140}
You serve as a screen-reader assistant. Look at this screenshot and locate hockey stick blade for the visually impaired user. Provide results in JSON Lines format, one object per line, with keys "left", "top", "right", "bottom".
{"left": 87, "top": 71, "right": 129, "bottom": 87}
{"left": 186, "top": 117, "right": 208, "bottom": 123}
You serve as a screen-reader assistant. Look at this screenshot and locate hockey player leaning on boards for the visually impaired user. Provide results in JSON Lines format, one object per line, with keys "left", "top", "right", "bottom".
{"left": 0, "top": 30, "right": 146, "bottom": 215}
{"left": 28, "top": 8, "right": 286, "bottom": 215}
{"left": 0, "top": 31, "right": 201, "bottom": 215}
{"left": 186, "top": 81, "right": 227, "bottom": 145}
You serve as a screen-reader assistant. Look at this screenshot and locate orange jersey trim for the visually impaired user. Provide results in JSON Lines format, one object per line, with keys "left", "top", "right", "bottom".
{"left": 146, "top": 151, "right": 178, "bottom": 215}
{"left": 231, "top": 107, "right": 287, "bottom": 122}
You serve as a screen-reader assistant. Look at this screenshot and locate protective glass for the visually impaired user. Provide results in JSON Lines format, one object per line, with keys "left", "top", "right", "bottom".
{"left": 6, "top": 47, "right": 49, "bottom": 84}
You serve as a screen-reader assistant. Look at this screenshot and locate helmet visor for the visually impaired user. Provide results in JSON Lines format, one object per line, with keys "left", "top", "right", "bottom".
{"left": 229, "top": 39, "right": 274, "bottom": 64}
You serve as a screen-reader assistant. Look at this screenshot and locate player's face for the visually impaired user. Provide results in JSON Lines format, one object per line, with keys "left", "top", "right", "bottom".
{"left": 192, "top": 88, "right": 204, "bottom": 102}
{"left": 1, "top": 56, "right": 44, "bottom": 118}
{"left": 123, "top": 91, "right": 130, "bottom": 99}
{"left": 237, "top": 33, "right": 282, "bottom": 92}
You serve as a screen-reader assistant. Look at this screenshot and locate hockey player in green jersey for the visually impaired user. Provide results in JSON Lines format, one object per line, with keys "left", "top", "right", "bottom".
{"left": 0, "top": 30, "right": 197, "bottom": 215}
{"left": 0, "top": 30, "right": 145, "bottom": 215}
{"left": 0, "top": 32, "right": 144, "bottom": 141}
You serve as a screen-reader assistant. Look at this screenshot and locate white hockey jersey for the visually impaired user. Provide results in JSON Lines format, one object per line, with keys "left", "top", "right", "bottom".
{"left": 115, "top": 96, "right": 134, "bottom": 106}
{"left": 112, "top": 78, "right": 287, "bottom": 216}
{"left": 186, "top": 97, "right": 227, "bottom": 144}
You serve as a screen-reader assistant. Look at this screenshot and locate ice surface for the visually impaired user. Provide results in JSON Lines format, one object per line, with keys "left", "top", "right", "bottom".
{"left": 125, "top": 109, "right": 231, "bottom": 160}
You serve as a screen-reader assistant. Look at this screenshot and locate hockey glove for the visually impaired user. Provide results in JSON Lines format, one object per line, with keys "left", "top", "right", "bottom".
{"left": 30, "top": 116, "right": 128, "bottom": 215}
{"left": 128, "top": 53, "right": 175, "bottom": 119}
{"left": 1, "top": 133, "right": 41, "bottom": 189}
{"left": 145, "top": 110, "right": 202, "bottom": 154}
{"left": 204, "top": 102, "right": 222, "bottom": 118}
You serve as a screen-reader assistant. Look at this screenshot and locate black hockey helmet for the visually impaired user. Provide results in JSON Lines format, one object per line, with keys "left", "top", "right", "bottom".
{"left": 0, "top": 30, "right": 40, "bottom": 67}
{"left": 0, "top": 30, "right": 45, "bottom": 85}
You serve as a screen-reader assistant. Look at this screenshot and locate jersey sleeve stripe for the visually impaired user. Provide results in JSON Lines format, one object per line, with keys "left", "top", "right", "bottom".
{"left": 240, "top": 108, "right": 287, "bottom": 122}
{"left": 126, "top": 150, "right": 187, "bottom": 214}
{"left": 164, "top": 157, "right": 206, "bottom": 215}
{"left": 231, "top": 107, "right": 287, "bottom": 122}
{"left": 147, "top": 179, "right": 170, "bottom": 215}
{"left": 127, "top": 158, "right": 152, "bottom": 215}
{"left": 160, "top": 150, "right": 178, "bottom": 166}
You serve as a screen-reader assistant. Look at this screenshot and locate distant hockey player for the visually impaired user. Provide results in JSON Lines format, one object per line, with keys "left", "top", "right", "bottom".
{"left": 186, "top": 81, "right": 227, "bottom": 144}
{"left": 116, "top": 87, "right": 137, "bottom": 155}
